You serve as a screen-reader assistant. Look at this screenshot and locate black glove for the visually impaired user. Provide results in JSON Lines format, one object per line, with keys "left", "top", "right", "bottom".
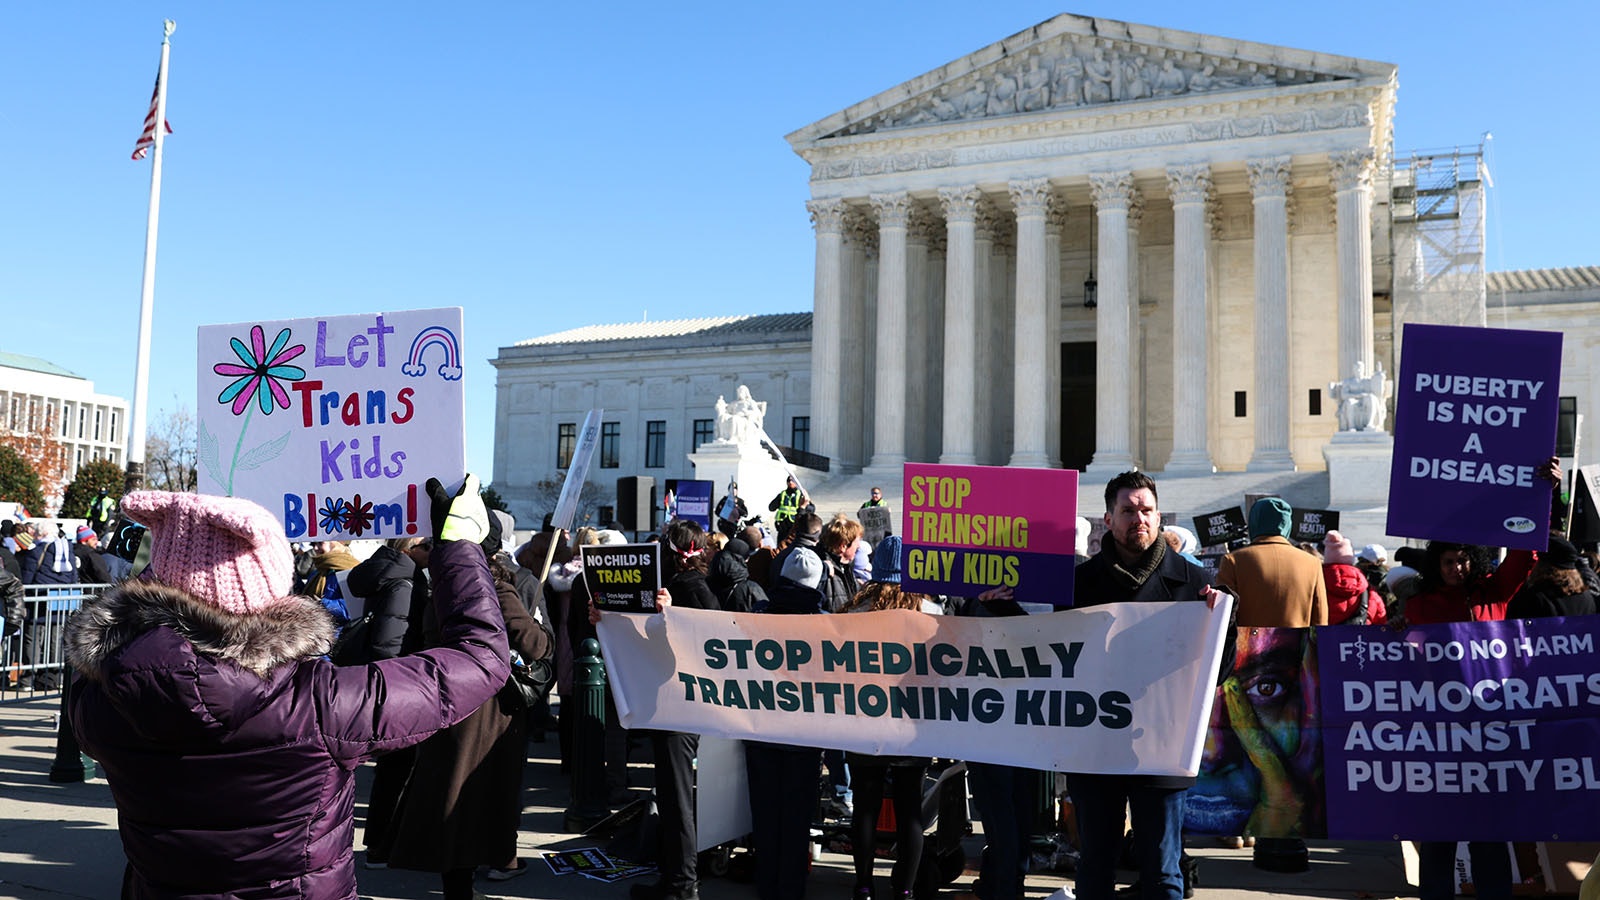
{"left": 425, "top": 474, "right": 491, "bottom": 545}
{"left": 481, "top": 510, "right": 503, "bottom": 558}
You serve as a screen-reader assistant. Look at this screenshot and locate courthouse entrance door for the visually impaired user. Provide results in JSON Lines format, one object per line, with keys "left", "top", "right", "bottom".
{"left": 1060, "top": 342, "right": 1095, "bottom": 471}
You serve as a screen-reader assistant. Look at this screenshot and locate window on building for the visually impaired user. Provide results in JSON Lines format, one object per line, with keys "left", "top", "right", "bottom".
{"left": 94, "top": 409, "right": 103, "bottom": 441}
{"left": 109, "top": 411, "right": 120, "bottom": 443}
{"left": 645, "top": 420, "right": 666, "bottom": 468}
{"left": 791, "top": 416, "right": 811, "bottom": 453}
{"left": 1234, "top": 391, "right": 1247, "bottom": 418}
{"left": 60, "top": 404, "right": 71, "bottom": 437}
{"left": 693, "top": 419, "right": 714, "bottom": 450}
{"left": 557, "top": 423, "right": 577, "bottom": 468}
{"left": 78, "top": 407, "right": 87, "bottom": 439}
{"left": 1557, "top": 396, "right": 1578, "bottom": 457}
{"left": 74, "top": 447, "right": 84, "bottom": 469}
{"left": 600, "top": 422, "right": 621, "bottom": 468}
{"left": 1308, "top": 389, "right": 1322, "bottom": 416}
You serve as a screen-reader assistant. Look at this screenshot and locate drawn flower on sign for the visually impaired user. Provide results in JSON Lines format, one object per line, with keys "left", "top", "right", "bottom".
{"left": 319, "top": 497, "right": 349, "bottom": 535}
{"left": 343, "top": 495, "right": 375, "bottom": 537}
{"left": 209, "top": 324, "right": 306, "bottom": 496}
{"left": 214, "top": 325, "right": 307, "bottom": 416}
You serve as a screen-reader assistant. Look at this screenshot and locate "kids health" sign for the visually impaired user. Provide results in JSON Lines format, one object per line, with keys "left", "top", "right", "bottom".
{"left": 196, "top": 308, "right": 466, "bottom": 539}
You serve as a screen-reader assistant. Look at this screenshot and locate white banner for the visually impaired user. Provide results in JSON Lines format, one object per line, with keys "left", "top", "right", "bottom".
{"left": 598, "top": 599, "right": 1232, "bottom": 776}
{"left": 197, "top": 308, "right": 465, "bottom": 539}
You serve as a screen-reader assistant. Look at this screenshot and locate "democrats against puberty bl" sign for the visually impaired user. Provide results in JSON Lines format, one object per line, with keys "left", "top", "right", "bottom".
{"left": 197, "top": 308, "right": 466, "bottom": 539}
{"left": 1387, "top": 323, "right": 1561, "bottom": 550}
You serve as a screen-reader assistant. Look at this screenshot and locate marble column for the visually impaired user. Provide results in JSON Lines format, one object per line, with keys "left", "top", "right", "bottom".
{"left": 1009, "top": 178, "right": 1052, "bottom": 468}
{"left": 1164, "top": 164, "right": 1216, "bottom": 475}
{"left": 868, "top": 192, "right": 912, "bottom": 472}
{"left": 937, "top": 186, "right": 982, "bottom": 465}
{"left": 1045, "top": 203, "right": 1066, "bottom": 468}
{"left": 806, "top": 198, "right": 847, "bottom": 467}
{"left": 973, "top": 203, "right": 998, "bottom": 464}
{"left": 1331, "top": 148, "right": 1377, "bottom": 387}
{"left": 1247, "top": 156, "right": 1296, "bottom": 471}
{"left": 923, "top": 222, "right": 947, "bottom": 461}
{"left": 840, "top": 210, "right": 875, "bottom": 473}
{"left": 904, "top": 207, "right": 932, "bottom": 462}
{"left": 1126, "top": 193, "right": 1145, "bottom": 466}
{"left": 1084, "top": 172, "right": 1138, "bottom": 476}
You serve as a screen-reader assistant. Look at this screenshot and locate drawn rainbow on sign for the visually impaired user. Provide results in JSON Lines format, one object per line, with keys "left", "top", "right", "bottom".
{"left": 401, "top": 326, "right": 463, "bottom": 381}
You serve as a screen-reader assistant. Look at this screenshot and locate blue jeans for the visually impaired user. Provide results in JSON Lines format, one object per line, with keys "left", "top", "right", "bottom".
{"left": 1066, "top": 775, "right": 1185, "bottom": 900}
{"left": 1419, "top": 842, "right": 1511, "bottom": 900}
{"left": 966, "top": 762, "right": 1035, "bottom": 900}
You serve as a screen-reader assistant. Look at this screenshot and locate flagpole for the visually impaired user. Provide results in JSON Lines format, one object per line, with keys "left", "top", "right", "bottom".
{"left": 124, "top": 19, "right": 175, "bottom": 494}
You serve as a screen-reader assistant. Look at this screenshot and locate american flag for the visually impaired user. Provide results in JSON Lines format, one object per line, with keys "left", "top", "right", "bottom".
{"left": 131, "top": 73, "right": 172, "bottom": 161}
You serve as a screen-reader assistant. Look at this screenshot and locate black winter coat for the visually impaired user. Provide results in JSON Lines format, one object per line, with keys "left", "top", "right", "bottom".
{"left": 1507, "top": 583, "right": 1598, "bottom": 619}
{"left": 708, "top": 550, "right": 767, "bottom": 613}
{"left": 344, "top": 546, "right": 425, "bottom": 662}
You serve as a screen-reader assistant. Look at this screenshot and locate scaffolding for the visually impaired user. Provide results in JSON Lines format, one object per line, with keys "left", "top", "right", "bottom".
{"left": 1390, "top": 146, "right": 1488, "bottom": 369}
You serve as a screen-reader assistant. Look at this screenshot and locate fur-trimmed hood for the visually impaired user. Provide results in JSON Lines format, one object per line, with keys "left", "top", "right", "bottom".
{"left": 67, "top": 580, "right": 336, "bottom": 681}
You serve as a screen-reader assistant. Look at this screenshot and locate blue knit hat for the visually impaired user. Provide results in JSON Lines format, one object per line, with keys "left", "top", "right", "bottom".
{"left": 871, "top": 535, "right": 902, "bottom": 583}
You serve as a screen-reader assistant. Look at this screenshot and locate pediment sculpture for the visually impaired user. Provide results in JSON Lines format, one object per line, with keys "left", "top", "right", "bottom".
{"left": 835, "top": 39, "right": 1347, "bottom": 138}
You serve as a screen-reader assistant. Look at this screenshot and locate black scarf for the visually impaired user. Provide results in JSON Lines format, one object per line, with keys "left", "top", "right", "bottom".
{"left": 1108, "top": 534, "right": 1166, "bottom": 591}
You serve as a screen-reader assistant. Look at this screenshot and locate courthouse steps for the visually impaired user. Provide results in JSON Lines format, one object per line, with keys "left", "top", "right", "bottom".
{"left": 801, "top": 468, "right": 1412, "bottom": 553}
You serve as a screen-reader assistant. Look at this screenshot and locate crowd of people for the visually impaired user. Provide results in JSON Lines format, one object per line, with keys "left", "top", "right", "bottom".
{"left": 4, "top": 458, "right": 1591, "bottom": 900}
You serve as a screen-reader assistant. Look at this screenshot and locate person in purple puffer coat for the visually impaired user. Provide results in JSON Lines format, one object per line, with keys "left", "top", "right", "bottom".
{"left": 63, "top": 476, "right": 509, "bottom": 900}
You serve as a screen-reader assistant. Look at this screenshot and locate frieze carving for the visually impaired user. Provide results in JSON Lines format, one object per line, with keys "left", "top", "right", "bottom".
{"left": 834, "top": 34, "right": 1349, "bottom": 138}
{"left": 1329, "top": 147, "right": 1376, "bottom": 192}
{"left": 807, "top": 198, "right": 848, "bottom": 234}
{"left": 810, "top": 103, "right": 1372, "bottom": 183}
{"left": 869, "top": 191, "right": 914, "bottom": 229}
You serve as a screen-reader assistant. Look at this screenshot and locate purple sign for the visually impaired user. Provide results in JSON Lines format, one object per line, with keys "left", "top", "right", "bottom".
{"left": 1387, "top": 323, "right": 1562, "bottom": 550}
{"left": 1319, "top": 618, "right": 1600, "bottom": 841}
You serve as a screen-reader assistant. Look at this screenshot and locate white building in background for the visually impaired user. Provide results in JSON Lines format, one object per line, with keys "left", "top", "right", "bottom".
{"left": 0, "top": 351, "right": 130, "bottom": 512}
{"left": 490, "top": 314, "right": 811, "bottom": 527}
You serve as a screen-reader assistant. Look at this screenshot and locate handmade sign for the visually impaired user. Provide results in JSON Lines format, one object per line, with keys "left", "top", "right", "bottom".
{"left": 196, "top": 309, "right": 465, "bottom": 539}
{"left": 900, "top": 463, "right": 1079, "bottom": 604}
{"left": 1387, "top": 323, "right": 1562, "bottom": 549}
{"left": 1192, "top": 506, "right": 1248, "bottom": 548}
{"left": 664, "top": 479, "right": 714, "bottom": 531}
{"left": 580, "top": 543, "right": 662, "bottom": 614}
{"left": 597, "top": 599, "right": 1232, "bottom": 775}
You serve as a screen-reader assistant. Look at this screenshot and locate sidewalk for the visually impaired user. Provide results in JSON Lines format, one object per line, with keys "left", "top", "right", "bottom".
{"left": 0, "top": 694, "right": 1412, "bottom": 900}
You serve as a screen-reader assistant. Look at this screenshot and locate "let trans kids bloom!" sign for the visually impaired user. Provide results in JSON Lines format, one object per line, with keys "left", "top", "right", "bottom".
{"left": 196, "top": 308, "right": 466, "bottom": 539}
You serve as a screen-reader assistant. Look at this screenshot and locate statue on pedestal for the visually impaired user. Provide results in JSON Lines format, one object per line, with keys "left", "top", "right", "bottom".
{"left": 1330, "top": 361, "right": 1390, "bottom": 432}
{"left": 713, "top": 385, "right": 768, "bottom": 446}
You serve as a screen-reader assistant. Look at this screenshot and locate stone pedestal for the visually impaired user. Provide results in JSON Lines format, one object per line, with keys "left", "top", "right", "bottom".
{"left": 688, "top": 441, "right": 797, "bottom": 533}
{"left": 1323, "top": 430, "right": 1394, "bottom": 509}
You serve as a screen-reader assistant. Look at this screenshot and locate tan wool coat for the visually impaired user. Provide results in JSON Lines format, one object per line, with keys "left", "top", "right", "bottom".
{"left": 1216, "top": 535, "right": 1329, "bottom": 628}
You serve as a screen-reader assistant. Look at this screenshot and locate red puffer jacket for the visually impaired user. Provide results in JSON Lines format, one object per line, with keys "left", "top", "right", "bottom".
{"left": 1322, "top": 562, "right": 1388, "bottom": 625}
{"left": 65, "top": 540, "right": 508, "bottom": 900}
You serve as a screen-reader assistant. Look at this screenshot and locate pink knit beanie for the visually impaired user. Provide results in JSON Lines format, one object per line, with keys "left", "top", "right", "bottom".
{"left": 120, "top": 491, "right": 294, "bottom": 615}
{"left": 1322, "top": 530, "right": 1356, "bottom": 566}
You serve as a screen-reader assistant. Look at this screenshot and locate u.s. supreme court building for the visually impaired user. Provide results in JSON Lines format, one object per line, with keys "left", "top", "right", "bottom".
{"left": 493, "top": 14, "right": 1598, "bottom": 529}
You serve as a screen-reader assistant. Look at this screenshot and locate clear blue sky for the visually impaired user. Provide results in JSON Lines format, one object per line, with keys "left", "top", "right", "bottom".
{"left": 4, "top": 2, "right": 1594, "bottom": 482}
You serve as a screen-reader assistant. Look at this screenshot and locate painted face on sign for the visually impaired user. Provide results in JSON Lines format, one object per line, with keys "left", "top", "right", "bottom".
{"left": 1188, "top": 628, "right": 1323, "bottom": 838}
{"left": 1104, "top": 487, "right": 1160, "bottom": 558}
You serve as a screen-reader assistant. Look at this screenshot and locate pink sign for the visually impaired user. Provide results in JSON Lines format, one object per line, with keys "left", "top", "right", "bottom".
{"left": 900, "top": 463, "right": 1079, "bottom": 605}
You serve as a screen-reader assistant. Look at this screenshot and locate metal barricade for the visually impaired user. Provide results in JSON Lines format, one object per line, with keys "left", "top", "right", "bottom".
{"left": 2, "top": 583, "right": 108, "bottom": 700}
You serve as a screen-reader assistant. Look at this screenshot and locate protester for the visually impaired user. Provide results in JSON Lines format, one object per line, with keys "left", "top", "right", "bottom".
{"left": 708, "top": 537, "right": 768, "bottom": 613}
{"left": 63, "top": 477, "right": 510, "bottom": 899}
{"left": 770, "top": 512, "right": 822, "bottom": 591}
{"left": 1162, "top": 525, "right": 1204, "bottom": 568}
{"left": 1408, "top": 457, "right": 1561, "bottom": 900}
{"left": 1507, "top": 536, "right": 1597, "bottom": 618}
{"left": 17, "top": 523, "right": 74, "bottom": 691}
{"left": 375, "top": 535, "right": 551, "bottom": 895}
{"left": 768, "top": 475, "right": 810, "bottom": 540}
{"left": 844, "top": 535, "right": 938, "bottom": 900}
{"left": 20, "top": 523, "right": 78, "bottom": 585}
{"left": 1320, "top": 530, "right": 1387, "bottom": 625}
{"left": 1068, "top": 471, "right": 1229, "bottom": 900}
{"left": 817, "top": 514, "right": 862, "bottom": 614}
{"left": 0, "top": 521, "right": 22, "bottom": 579}
{"left": 860, "top": 486, "right": 885, "bottom": 509}
{"left": 343, "top": 536, "right": 431, "bottom": 866}
{"left": 71, "top": 524, "right": 115, "bottom": 585}
{"left": 743, "top": 547, "right": 827, "bottom": 900}
{"left": 1, "top": 562, "right": 22, "bottom": 652}
{"left": 633, "top": 519, "right": 721, "bottom": 900}
{"left": 305, "top": 539, "right": 358, "bottom": 606}
{"left": 715, "top": 481, "right": 749, "bottom": 538}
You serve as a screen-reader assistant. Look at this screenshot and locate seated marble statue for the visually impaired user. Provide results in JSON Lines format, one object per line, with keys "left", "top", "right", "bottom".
{"left": 722, "top": 385, "right": 768, "bottom": 445}
{"left": 1329, "top": 361, "right": 1390, "bottom": 432}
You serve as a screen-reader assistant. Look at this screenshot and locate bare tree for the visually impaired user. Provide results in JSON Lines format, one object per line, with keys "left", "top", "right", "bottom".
{"left": 530, "top": 473, "right": 613, "bottom": 530}
{"left": 144, "top": 405, "right": 198, "bottom": 493}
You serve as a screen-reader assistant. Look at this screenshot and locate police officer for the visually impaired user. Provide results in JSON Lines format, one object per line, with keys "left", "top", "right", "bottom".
{"left": 767, "top": 476, "right": 809, "bottom": 541}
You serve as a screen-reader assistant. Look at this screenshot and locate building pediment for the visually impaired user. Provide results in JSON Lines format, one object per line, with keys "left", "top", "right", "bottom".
{"left": 787, "top": 13, "right": 1396, "bottom": 147}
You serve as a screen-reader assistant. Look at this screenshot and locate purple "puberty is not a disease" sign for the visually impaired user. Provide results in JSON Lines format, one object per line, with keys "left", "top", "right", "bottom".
{"left": 1387, "top": 323, "right": 1562, "bottom": 551}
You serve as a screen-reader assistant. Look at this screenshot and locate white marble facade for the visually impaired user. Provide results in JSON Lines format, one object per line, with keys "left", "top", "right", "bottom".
{"left": 788, "top": 13, "right": 1397, "bottom": 475}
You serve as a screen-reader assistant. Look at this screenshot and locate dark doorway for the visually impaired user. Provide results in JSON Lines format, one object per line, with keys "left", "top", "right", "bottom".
{"left": 1060, "top": 342, "right": 1096, "bottom": 471}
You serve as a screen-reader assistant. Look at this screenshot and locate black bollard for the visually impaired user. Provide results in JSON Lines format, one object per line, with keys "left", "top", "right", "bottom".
{"left": 564, "top": 637, "right": 610, "bottom": 831}
{"left": 49, "top": 668, "right": 95, "bottom": 783}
